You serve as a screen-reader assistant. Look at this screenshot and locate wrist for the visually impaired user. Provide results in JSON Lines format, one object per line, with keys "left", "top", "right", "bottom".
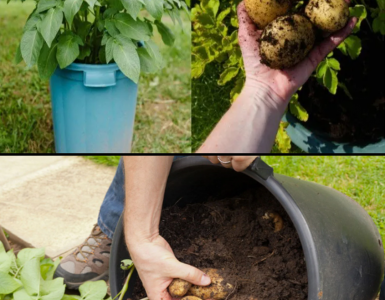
{"left": 239, "top": 80, "right": 288, "bottom": 113}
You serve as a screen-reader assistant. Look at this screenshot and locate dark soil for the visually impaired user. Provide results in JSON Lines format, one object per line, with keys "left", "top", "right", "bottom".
{"left": 132, "top": 187, "right": 308, "bottom": 300}
{"left": 298, "top": 31, "right": 385, "bottom": 144}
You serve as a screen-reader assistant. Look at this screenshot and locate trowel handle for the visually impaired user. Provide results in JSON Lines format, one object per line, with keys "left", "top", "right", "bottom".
{"left": 248, "top": 157, "right": 274, "bottom": 180}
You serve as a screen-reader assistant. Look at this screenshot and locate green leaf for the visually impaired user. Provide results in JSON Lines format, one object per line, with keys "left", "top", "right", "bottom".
{"left": 79, "top": 280, "right": 108, "bottom": 300}
{"left": 114, "top": 13, "right": 151, "bottom": 41}
{"left": 217, "top": 67, "right": 239, "bottom": 86}
{"left": 85, "top": 0, "right": 98, "bottom": 9}
{"left": 144, "top": 40, "right": 162, "bottom": 68}
{"left": 142, "top": 0, "right": 163, "bottom": 20}
{"left": 154, "top": 20, "right": 175, "bottom": 46}
{"left": 106, "top": 38, "right": 114, "bottom": 63}
{"left": 57, "top": 33, "right": 80, "bottom": 68}
{"left": 191, "top": 57, "right": 206, "bottom": 78}
{"left": 63, "top": 0, "right": 83, "bottom": 27}
{"left": 349, "top": 5, "right": 367, "bottom": 33}
{"left": 74, "top": 19, "right": 92, "bottom": 41}
{"left": 0, "top": 253, "right": 11, "bottom": 274}
{"left": 7, "top": 249, "right": 17, "bottom": 274}
{"left": 105, "top": 19, "right": 120, "bottom": 37}
{"left": 323, "top": 67, "right": 338, "bottom": 94}
{"left": 40, "top": 277, "right": 65, "bottom": 300}
{"left": 338, "top": 35, "right": 362, "bottom": 60}
{"left": 338, "top": 82, "right": 353, "bottom": 100}
{"left": 137, "top": 47, "right": 157, "bottom": 73}
{"left": 201, "top": 0, "right": 219, "bottom": 17}
{"left": 373, "top": 17, "right": 381, "bottom": 32}
{"left": 289, "top": 93, "right": 309, "bottom": 122}
{"left": 326, "top": 58, "right": 340, "bottom": 71}
{"left": 62, "top": 296, "right": 81, "bottom": 300}
{"left": 36, "top": 0, "right": 59, "bottom": 13}
{"left": 40, "top": 8, "right": 63, "bottom": 47}
{"left": 120, "top": 0, "right": 142, "bottom": 20}
{"left": 13, "top": 288, "right": 33, "bottom": 300}
{"left": 115, "top": 34, "right": 135, "bottom": 47}
{"left": 21, "top": 29, "right": 44, "bottom": 67}
{"left": 216, "top": 7, "right": 230, "bottom": 23}
{"left": 24, "top": 14, "right": 42, "bottom": 32}
{"left": 230, "top": 75, "right": 244, "bottom": 102}
{"left": 113, "top": 40, "right": 140, "bottom": 83}
{"left": 15, "top": 44, "right": 23, "bottom": 64}
{"left": 276, "top": 122, "right": 291, "bottom": 153}
{"left": 0, "top": 273, "right": 22, "bottom": 295}
{"left": 20, "top": 258, "right": 40, "bottom": 296}
{"left": 78, "top": 45, "right": 91, "bottom": 60}
{"left": 16, "top": 248, "right": 45, "bottom": 268}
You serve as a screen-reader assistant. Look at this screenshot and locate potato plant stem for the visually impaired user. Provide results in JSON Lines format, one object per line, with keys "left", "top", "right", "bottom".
{"left": 92, "top": 6, "right": 100, "bottom": 64}
{"left": 118, "top": 265, "right": 135, "bottom": 300}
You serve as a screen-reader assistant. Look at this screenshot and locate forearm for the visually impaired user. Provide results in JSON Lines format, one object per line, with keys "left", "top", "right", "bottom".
{"left": 197, "top": 84, "right": 287, "bottom": 153}
{"left": 123, "top": 156, "right": 174, "bottom": 246}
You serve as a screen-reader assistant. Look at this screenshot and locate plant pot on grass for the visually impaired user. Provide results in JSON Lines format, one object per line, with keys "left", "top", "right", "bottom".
{"left": 11, "top": 0, "right": 188, "bottom": 153}
{"left": 110, "top": 157, "right": 384, "bottom": 300}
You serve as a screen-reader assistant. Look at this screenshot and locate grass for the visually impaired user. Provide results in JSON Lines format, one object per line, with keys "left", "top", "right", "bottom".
{"left": 0, "top": 1, "right": 190, "bottom": 153}
{"left": 85, "top": 155, "right": 385, "bottom": 251}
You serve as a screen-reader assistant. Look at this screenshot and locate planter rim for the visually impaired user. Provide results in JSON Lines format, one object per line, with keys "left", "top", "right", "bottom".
{"left": 63, "top": 62, "right": 119, "bottom": 72}
{"left": 283, "top": 111, "right": 385, "bottom": 153}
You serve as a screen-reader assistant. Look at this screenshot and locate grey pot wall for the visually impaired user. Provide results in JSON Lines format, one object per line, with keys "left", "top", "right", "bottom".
{"left": 110, "top": 157, "right": 384, "bottom": 300}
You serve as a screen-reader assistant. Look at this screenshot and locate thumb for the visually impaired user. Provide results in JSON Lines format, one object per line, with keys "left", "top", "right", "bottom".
{"left": 171, "top": 261, "right": 211, "bottom": 286}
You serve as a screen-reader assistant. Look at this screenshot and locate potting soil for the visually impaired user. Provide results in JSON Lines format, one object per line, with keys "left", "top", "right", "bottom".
{"left": 131, "top": 187, "right": 308, "bottom": 300}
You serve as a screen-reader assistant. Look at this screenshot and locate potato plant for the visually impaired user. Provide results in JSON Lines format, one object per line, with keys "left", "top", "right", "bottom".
{"left": 8, "top": 0, "right": 189, "bottom": 83}
{"left": 0, "top": 242, "right": 110, "bottom": 300}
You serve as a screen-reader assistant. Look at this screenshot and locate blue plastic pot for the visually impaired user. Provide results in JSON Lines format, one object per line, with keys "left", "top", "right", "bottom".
{"left": 283, "top": 111, "right": 385, "bottom": 153}
{"left": 50, "top": 63, "right": 138, "bottom": 153}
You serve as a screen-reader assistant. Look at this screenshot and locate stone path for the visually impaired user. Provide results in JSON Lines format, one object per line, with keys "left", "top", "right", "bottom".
{"left": 0, "top": 156, "right": 117, "bottom": 258}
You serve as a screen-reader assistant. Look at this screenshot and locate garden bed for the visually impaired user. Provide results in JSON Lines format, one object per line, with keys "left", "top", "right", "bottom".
{"left": 131, "top": 186, "right": 308, "bottom": 300}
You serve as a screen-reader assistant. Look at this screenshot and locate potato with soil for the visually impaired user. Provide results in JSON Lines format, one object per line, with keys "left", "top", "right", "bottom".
{"left": 305, "top": 0, "right": 350, "bottom": 32}
{"left": 188, "top": 269, "right": 234, "bottom": 300}
{"left": 260, "top": 15, "right": 315, "bottom": 69}
{"left": 169, "top": 279, "right": 192, "bottom": 297}
{"left": 245, "top": 0, "right": 292, "bottom": 29}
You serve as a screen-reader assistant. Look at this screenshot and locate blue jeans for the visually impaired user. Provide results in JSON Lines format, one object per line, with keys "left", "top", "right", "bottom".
{"left": 97, "top": 156, "right": 186, "bottom": 239}
{"left": 381, "top": 274, "right": 385, "bottom": 300}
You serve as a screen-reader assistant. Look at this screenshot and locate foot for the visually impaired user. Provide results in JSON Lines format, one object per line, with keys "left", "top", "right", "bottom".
{"left": 54, "top": 224, "right": 112, "bottom": 289}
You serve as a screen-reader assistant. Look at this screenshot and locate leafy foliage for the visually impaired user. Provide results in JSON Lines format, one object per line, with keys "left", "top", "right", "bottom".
{"left": 9, "top": 0, "right": 189, "bottom": 83}
{"left": 192, "top": 0, "right": 243, "bottom": 102}
{"left": 0, "top": 242, "right": 110, "bottom": 300}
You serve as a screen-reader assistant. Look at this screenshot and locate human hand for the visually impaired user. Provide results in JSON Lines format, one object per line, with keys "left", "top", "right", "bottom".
{"left": 237, "top": 0, "right": 357, "bottom": 103}
{"left": 203, "top": 156, "right": 257, "bottom": 171}
{"left": 126, "top": 235, "right": 211, "bottom": 300}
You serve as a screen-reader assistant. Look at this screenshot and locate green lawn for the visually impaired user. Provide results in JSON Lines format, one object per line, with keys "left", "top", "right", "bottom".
{"left": 85, "top": 155, "right": 385, "bottom": 250}
{"left": 0, "top": 1, "right": 190, "bottom": 153}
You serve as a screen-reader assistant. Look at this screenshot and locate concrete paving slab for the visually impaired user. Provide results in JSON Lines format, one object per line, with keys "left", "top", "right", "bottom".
{"left": 0, "top": 156, "right": 117, "bottom": 258}
{"left": 0, "top": 156, "right": 67, "bottom": 186}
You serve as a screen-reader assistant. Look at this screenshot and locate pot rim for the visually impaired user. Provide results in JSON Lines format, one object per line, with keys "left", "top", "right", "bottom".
{"left": 64, "top": 62, "right": 119, "bottom": 72}
{"left": 283, "top": 111, "right": 385, "bottom": 153}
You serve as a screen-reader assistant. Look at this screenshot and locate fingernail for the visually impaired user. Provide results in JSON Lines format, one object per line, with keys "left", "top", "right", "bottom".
{"left": 201, "top": 273, "right": 211, "bottom": 285}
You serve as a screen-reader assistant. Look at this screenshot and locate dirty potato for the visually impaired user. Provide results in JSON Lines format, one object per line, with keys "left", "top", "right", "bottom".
{"left": 181, "top": 296, "right": 203, "bottom": 300}
{"left": 245, "top": 0, "right": 292, "bottom": 29}
{"left": 169, "top": 279, "right": 192, "bottom": 298}
{"left": 305, "top": 0, "right": 350, "bottom": 32}
{"left": 260, "top": 14, "right": 315, "bottom": 69}
{"left": 263, "top": 212, "right": 284, "bottom": 232}
{"left": 188, "top": 269, "right": 234, "bottom": 300}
